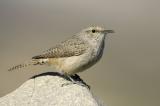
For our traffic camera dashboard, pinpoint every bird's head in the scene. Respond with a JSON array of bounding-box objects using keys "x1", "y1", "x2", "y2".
[{"x1": 79, "y1": 26, "x2": 114, "y2": 41}]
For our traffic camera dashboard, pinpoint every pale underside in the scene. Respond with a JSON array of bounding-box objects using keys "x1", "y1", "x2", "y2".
[{"x1": 48, "y1": 51, "x2": 92, "y2": 75}]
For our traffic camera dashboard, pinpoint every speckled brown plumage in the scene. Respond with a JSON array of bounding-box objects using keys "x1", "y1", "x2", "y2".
[{"x1": 32, "y1": 36, "x2": 89, "y2": 59}]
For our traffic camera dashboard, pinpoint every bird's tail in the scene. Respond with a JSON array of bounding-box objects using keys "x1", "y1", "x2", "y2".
[{"x1": 8, "y1": 59, "x2": 48, "y2": 71}]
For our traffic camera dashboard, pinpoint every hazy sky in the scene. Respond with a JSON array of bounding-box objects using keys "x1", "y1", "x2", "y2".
[{"x1": 0, "y1": 0, "x2": 160, "y2": 106}]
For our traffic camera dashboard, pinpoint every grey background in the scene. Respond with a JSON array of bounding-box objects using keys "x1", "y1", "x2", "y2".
[{"x1": 0, "y1": 0, "x2": 160, "y2": 106}]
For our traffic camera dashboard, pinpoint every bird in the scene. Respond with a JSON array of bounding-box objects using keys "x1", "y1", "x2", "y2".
[{"x1": 8, "y1": 26, "x2": 114, "y2": 82}]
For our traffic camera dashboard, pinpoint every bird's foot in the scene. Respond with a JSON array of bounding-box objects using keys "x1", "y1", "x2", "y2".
[{"x1": 61, "y1": 74, "x2": 90, "y2": 89}]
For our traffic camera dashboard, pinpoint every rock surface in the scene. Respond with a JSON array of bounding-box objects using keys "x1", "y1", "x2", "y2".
[{"x1": 0, "y1": 72, "x2": 104, "y2": 106}]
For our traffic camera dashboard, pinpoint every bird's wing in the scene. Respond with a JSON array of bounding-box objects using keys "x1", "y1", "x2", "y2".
[{"x1": 32, "y1": 37, "x2": 89, "y2": 59}]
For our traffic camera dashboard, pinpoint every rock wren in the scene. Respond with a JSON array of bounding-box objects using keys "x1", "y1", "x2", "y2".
[{"x1": 8, "y1": 26, "x2": 114, "y2": 76}]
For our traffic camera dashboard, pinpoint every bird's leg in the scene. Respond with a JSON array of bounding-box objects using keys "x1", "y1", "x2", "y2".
[
  {"x1": 60, "y1": 72, "x2": 90, "y2": 89},
  {"x1": 61, "y1": 75, "x2": 86, "y2": 87}
]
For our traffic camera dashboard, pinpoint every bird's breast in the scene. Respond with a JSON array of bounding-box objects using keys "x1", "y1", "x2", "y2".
[{"x1": 91, "y1": 39, "x2": 105, "y2": 62}]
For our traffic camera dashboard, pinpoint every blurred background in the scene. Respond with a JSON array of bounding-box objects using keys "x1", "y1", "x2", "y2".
[{"x1": 0, "y1": 0, "x2": 160, "y2": 106}]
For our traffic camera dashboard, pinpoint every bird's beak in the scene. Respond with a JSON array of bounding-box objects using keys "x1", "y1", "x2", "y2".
[{"x1": 103, "y1": 30, "x2": 115, "y2": 34}]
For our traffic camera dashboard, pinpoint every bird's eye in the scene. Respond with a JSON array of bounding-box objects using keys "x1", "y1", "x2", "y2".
[{"x1": 92, "y1": 29, "x2": 96, "y2": 33}]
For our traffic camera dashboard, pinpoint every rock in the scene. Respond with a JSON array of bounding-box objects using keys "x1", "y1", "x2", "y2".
[{"x1": 0, "y1": 72, "x2": 105, "y2": 106}]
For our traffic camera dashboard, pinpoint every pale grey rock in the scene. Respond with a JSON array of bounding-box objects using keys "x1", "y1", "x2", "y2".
[{"x1": 0, "y1": 72, "x2": 105, "y2": 106}]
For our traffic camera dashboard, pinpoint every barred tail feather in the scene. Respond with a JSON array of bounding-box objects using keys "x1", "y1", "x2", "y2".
[{"x1": 8, "y1": 59, "x2": 43, "y2": 71}]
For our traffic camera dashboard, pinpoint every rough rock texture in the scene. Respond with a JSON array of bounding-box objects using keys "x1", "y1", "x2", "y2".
[{"x1": 0, "y1": 72, "x2": 104, "y2": 106}]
